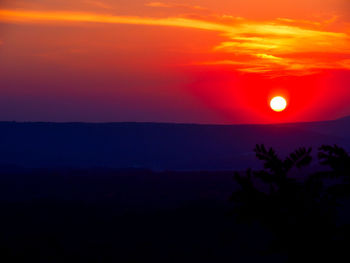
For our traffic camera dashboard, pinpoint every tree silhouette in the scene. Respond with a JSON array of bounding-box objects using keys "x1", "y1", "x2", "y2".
[
  {"x1": 318, "y1": 144, "x2": 350, "y2": 177},
  {"x1": 231, "y1": 144, "x2": 350, "y2": 262}
]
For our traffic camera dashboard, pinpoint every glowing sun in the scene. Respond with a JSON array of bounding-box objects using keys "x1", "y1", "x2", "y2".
[{"x1": 270, "y1": 96, "x2": 287, "y2": 112}]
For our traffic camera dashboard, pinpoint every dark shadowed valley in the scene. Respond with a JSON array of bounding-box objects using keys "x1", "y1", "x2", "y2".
[{"x1": 1, "y1": 117, "x2": 350, "y2": 170}]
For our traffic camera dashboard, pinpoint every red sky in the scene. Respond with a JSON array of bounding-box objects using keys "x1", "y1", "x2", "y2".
[{"x1": 1, "y1": 0, "x2": 350, "y2": 123}]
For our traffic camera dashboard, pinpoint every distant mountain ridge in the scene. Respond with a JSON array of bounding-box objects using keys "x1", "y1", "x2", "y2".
[{"x1": 1, "y1": 118, "x2": 350, "y2": 170}]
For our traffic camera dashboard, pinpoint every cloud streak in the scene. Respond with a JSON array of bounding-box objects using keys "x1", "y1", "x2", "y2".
[
  {"x1": 1, "y1": 8, "x2": 349, "y2": 75},
  {"x1": 145, "y1": 2, "x2": 208, "y2": 11},
  {"x1": 0, "y1": 9, "x2": 232, "y2": 31}
]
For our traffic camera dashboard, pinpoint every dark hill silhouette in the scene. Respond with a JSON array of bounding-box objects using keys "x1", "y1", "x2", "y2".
[{"x1": 0, "y1": 117, "x2": 350, "y2": 170}]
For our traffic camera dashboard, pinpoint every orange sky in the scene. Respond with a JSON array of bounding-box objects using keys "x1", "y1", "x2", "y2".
[{"x1": 1, "y1": 0, "x2": 350, "y2": 123}]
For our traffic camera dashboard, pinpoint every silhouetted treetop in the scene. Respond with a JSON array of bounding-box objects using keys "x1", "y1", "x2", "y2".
[
  {"x1": 284, "y1": 147, "x2": 312, "y2": 170},
  {"x1": 232, "y1": 144, "x2": 350, "y2": 262},
  {"x1": 253, "y1": 144, "x2": 312, "y2": 179},
  {"x1": 318, "y1": 145, "x2": 350, "y2": 176}
]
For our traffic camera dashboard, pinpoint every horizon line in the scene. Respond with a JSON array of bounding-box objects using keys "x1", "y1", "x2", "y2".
[{"x1": 0, "y1": 116, "x2": 346, "y2": 126}]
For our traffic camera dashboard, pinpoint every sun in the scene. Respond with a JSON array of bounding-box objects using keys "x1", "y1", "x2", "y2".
[{"x1": 270, "y1": 96, "x2": 287, "y2": 112}]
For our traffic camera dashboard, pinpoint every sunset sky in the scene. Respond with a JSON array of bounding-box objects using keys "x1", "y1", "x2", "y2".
[{"x1": 1, "y1": 0, "x2": 350, "y2": 123}]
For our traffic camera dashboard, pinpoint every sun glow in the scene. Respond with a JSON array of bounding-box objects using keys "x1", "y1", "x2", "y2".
[{"x1": 270, "y1": 96, "x2": 287, "y2": 112}]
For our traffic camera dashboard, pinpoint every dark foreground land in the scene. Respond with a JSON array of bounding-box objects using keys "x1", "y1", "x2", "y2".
[
  {"x1": 1, "y1": 118, "x2": 350, "y2": 262},
  {"x1": 0, "y1": 169, "x2": 277, "y2": 263},
  {"x1": 1, "y1": 155, "x2": 350, "y2": 263}
]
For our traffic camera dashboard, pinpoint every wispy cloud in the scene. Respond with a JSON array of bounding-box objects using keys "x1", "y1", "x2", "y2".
[
  {"x1": 199, "y1": 56, "x2": 350, "y2": 77},
  {"x1": 209, "y1": 19, "x2": 350, "y2": 75},
  {"x1": 1, "y1": 8, "x2": 349, "y2": 76},
  {"x1": 0, "y1": 9, "x2": 232, "y2": 31},
  {"x1": 145, "y1": 2, "x2": 208, "y2": 11}
]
